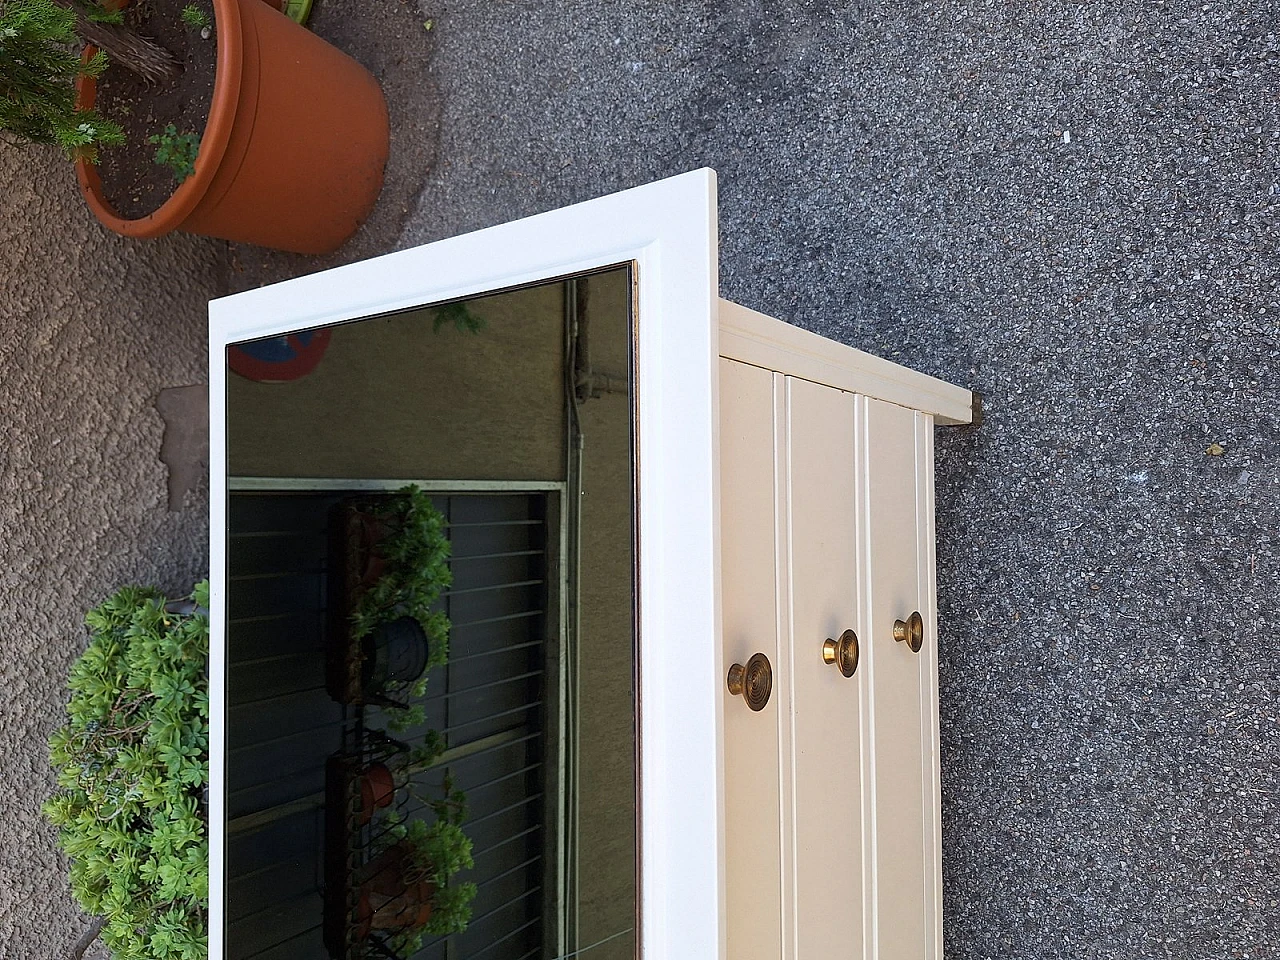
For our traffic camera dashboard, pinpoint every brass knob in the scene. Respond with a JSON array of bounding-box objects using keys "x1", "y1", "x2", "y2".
[
  {"x1": 727, "y1": 652, "x2": 772, "y2": 711},
  {"x1": 893, "y1": 611, "x2": 924, "y2": 653},
  {"x1": 822, "y1": 629, "x2": 859, "y2": 678}
]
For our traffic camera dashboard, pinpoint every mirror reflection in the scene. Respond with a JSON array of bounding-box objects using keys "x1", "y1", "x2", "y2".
[{"x1": 223, "y1": 267, "x2": 637, "y2": 960}]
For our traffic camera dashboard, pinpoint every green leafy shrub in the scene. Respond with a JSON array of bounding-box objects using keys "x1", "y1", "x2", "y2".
[
  {"x1": 148, "y1": 123, "x2": 199, "y2": 182},
  {"x1": 45, "y1": 582, "x2": 210, "y2": 960},
  {"x1": 0, "y1": 0, "x2": 124, "y2": 161}
]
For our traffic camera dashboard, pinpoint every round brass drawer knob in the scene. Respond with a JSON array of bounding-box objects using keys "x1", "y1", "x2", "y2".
[
  {"x1": 822, "y1": 629, "x2": 860, "y2": 678},
  {"x1": 727, "y1": 652, "x2": 772, "y2": 711},
  {"x1": 893, "y1": 610, "x2": 924, "y2": 653}
]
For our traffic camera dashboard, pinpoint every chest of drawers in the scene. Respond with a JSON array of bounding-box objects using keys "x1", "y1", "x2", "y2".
[
  {"x1": 719, "y1": 300, "x2": 976, "y2": 960},
  {"x1": 208, "y1": 169, "x2": 977, "y2": 959}
]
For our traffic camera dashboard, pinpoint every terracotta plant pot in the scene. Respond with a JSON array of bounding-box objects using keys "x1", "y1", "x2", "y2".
[
  {"x1": 353, "y1": 510, "x2": 391, "y2": 591},
  {"x1": 355, "y1": 842, "x2": 435, "y2": 939},
  {"x1": 357, "y1": 762, "x2": 396, "y2": 825},
  {"x1": 74, "y1": 0, "x2": 389, "y2": 254},
  {"x1": 328, "y1": 501, "x2": 395, "y2": 704}
]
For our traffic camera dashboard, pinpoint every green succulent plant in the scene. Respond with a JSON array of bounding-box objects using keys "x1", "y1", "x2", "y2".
[{"x1": 44, "y1": 581, "x2": 210, "y2": 960}]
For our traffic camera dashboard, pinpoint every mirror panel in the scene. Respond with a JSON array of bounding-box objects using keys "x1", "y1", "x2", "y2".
[{"x1": 222, "y1": 267, "x2": 637, "y2": 960}]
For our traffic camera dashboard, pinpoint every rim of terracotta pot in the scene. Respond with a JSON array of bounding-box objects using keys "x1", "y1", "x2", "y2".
[{"x1": 74, "y1": 0, "x2": 243, "y2": 238}]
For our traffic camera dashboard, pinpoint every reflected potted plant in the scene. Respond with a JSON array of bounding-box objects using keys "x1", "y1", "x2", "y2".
[
  {"x1": 362, "y1": 616, "x2": 432, "y2": 699},
  {"x1": 327, "y1": 485, "x2": 452, "y2": 712},
  {"x1": 352, "y1": 726, "x2": 446, "y2": 825},
  {"x1": 356, "y1": 761, "x2": 396, "y2": 825},
  {"x1": 355, "y1": 840, "x2": 434, "y2": 935},
  {"x1": 322, "y1": 486, "x2": 472, "y2": 955},
  {"x1": 362, "y1": 776, "x2": 477, "y2": 952}
]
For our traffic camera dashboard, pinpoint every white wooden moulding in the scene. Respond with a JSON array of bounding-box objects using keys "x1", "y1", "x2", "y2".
[{"x1": 718, "y1": 299, "x2": 975, "y2": 426}]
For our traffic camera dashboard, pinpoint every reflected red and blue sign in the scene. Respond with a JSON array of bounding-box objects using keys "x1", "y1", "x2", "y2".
[{"x1": 228, "y1": 329, "x2": 332, "y2": 383}]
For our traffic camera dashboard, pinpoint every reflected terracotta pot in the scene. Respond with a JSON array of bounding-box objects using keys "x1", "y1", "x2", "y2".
[
  {"x1": 358, "y1": 762, "x2": 396, "y2": 825},
  {"x1": 355, "y1": 842, "x2": 435, "y2": 939},
  {"x1": 354, "y1": 511, "x2": 391, "y2": 590},
  {"x1": 74, "y1": 0, "x2": 389, "y2": 254}
]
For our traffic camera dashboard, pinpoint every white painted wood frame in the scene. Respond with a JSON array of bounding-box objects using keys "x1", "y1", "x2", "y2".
[
  {"x1": 208, "y1": 170, "x2": 724, "y2": 960},
  {"x1": 719, "y1": 300, "x2": 975, "y2": 426}
]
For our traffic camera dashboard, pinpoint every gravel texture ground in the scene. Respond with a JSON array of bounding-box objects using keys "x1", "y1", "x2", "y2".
[
  {"x1": 3, "y1": 0, "x2": 1276, "y2": 957},
  {"x1": 409, "y1": 1, "x2": 1278, "y2": 957}
]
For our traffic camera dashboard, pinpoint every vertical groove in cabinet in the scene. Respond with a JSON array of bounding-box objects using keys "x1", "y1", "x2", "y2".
[
  {"x1": 786, "y1": 376, "x2": 863, "y2": 960},
  {"x1": 718, "y1": 359, "x2": 785, "y2": 960},
  {"x1": 775, "y1": 372, "x2": 798, "y2": 960},
  {"x1": 855, "y1": 394, "x2": 879, "y2": 960},
  {"x1": 784, "y1": 374, "x2": 800, "y2": 960},
  {"x1": 916, "y1": 412, "x2": 943, "y2": 960}
]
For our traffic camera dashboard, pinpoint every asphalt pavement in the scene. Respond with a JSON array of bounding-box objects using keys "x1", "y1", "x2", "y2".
[{"x1": 406, "y1": 2, "x2": 1278, "y2": 956}]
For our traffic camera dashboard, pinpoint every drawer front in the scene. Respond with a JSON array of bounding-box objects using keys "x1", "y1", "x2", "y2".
[
  {"x1": 786, "y1": 376, "x2": 864, "y2": 960},
  {"x1": 719, "y1": 359, "x2": 784, "y2": 960},
  {"x1": 862, "y1": 396, "x2": 940, "y2": 960},
  {"x1": 720, "y1": 373, "x2": 940, "y2": 960}
]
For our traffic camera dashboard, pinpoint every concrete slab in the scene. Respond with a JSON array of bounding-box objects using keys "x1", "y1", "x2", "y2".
[{"x1": 0, "y1": 145, "x2": 222, "y2": 956}]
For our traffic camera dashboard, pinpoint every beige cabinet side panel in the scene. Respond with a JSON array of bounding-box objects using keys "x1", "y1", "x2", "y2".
[
  {"x1": 719, "y1": 358, "x2": 785, "y2": 960},
  {"x1": 862, "y1": 396, "x2": 935, "y2": 960},
  {"x1": 786, "y1": 376, "x2": 864, "y2": 960},
  {"x1": 917, "y1": 411, "x2": 943, "y2": 960}
]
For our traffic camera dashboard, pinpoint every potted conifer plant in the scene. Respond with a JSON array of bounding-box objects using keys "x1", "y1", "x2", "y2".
[{"x1": 0, "y1": 0, "x2": 388, "y2": 253}]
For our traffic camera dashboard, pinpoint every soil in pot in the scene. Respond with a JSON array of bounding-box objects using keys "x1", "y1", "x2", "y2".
[
  {"x1": 94, "y1": 1, "x2": 217, "y2": 219},
  {"x1": 361, "y1": 617, "x2": 430, "y2": 696}
]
